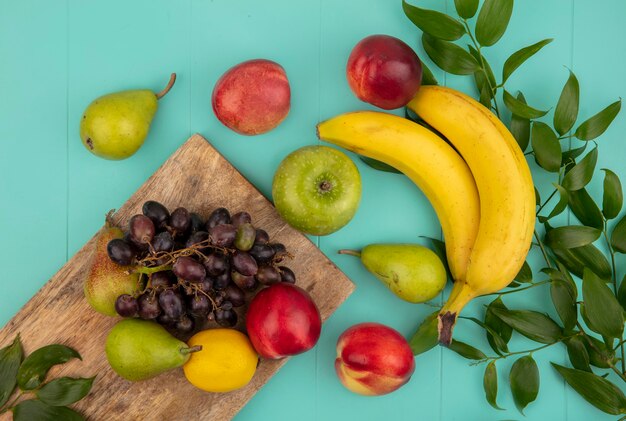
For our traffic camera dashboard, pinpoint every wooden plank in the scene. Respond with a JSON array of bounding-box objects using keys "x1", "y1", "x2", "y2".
[{"x1": 0, "y1": 134, "x2": 354, "y2": 420}]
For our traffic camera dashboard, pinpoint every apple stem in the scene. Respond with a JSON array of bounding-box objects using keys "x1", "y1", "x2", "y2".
[
  {"x1": 338, "y1": 249, "x2": 361, "y2": 258},
  {"x1": 181, "y1": 345, "x2": 202, "y2": 355},
  {"x1": 155, "y1": 73, "x2": 177, "y2": 99}
]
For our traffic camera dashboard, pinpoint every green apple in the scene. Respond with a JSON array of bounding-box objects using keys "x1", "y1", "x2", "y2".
[{"x1": 272, "y1": 145, "x2": 361, "y2": 235}]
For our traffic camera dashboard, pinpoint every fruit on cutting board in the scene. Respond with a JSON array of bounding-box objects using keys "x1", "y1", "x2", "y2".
[
  {"x1": 406, "y1": 86, "x2": 535, "y2": 345},
  {"x1": 272, "y1": 145, "x2": 362, "y2": 236},
  {"x1": 246, "y1": 283, "x2": 321, "y2": 359},
  {"x1": 347, "y1": 34, "x2": 422, "y2": 110},
  {"x1": 183, "y1": 329, "x2": 258, "y2": 392},
  {"x1": 212, "y1": 59, "x2": 290, "y2": 135},
  {"x1": 80, "y1": 73, "x2": 176, "y2": 160},
  {"x1": 84, "y1": 217, "x2": 142, "y2": 316},
  {"x1": 105, "y1": 318, "x2": 200, "y2": 381},
  {"x1": 317, "y1": 111, "x2": 479, "y2": 283},
  {"x1": 335, "y1": 322, "x2": 415, "y2": 396},
  {"x1": 338, "y1": 244, "x2": 446, "y2": 303}
]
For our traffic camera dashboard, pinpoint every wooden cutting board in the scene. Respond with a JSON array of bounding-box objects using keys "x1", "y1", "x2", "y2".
[{"x1": 0, "y1": 134, "x2": 355, "y2": 420}]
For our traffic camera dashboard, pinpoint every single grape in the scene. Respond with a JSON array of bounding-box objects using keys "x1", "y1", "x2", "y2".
[
  {"x1": 169, "y1": 207, "x2": 191, "y2": 235},
  {"x1": 231, "y1": 211, "x2": 252, "y2": 228},
  {"x1": 189, "y1": 213, "x2": 204, "y2": 233},
  {"x1": 202, "y1": 253, "x2": 229, "y2": 276},
  {"x1": 152, "y1": 231, "x2": 174, "y2": 253},
  {"x1": 271, "y1": 243, "x2": 288, "y2": 262},
  {"x1": 158, "y1": 313, "x2": 175, "y2": 325},
  {"x1": 107, "y1": 238, "x2": 135, "y2": 266},
  {"x1": 159, "y1": 289, "x2": 185, "y2": 320},
  {"x1": 231, "y1": 271, "x2": 257, "y2": 290},
  {"x1": 215, "y1": 308, "x2": 237, "y2": 327},
  {"x1": 224, "y1": 284, "x2": 245, "y2": 307},
  {"x1": 138, "y1": 292, "x2": 161, "y2": 319},
  {"x1": 173, "y1": 256, "x2": 206, "y2": 283},
  {"x1": 115, "y1": 294, "x2": 138, "y2": 317},
  {"x1": 198, "y1": 277, "x2": 214, "y2": 293},
  {"x1": 249, "y1": 243, "x2": 275, "y2": 263},
  {"x1": 220, "y1": 300, "x2": 233, "y2": 311},
  {"x1": 254, "y1": 229, "x2": 270, "y2": 245},
  {"x1": 234, "y1": 223, "x2": 256, "y2": 251},
  {"x1": 232, "y1": 251, "x2": 258, "y2": 276},
  {"x1": 214, "y1": 295, "x2": 224, "y2": 306},
  {"x1": 207, "y1": 311, "x2": 216, "y2": 322},
  {"x1": 142, "y1": 201, "x2": 170, "y2": 228},
  {"x1": 206, "y1": 207, "x2": 231, "y2": 229},
  {"x1": 175, "y1": 315, "x2": 194, "y2": 333},
  {"x1": 213, "y1": 272, "x2": 231, "y2": 290},
  {"x1": 255, "y1": 265, "x2": 281, "y2": 285},
  {"x1": 278, "y1": 266, "x2": 296, "y2": 284},
  {"x1": 185, "y1": 231, "x2": 211, "y2": 254},
  {"x1": 209, "y1": 224, "x2": 236, "y2": 247},
  {"x1": 150, "y1": 271, "x2": 175, "y2": 289},
  {"x1": 129, "y1": 214, "x2": 156, "y2": 245},
  {"x1": 188, "y1": 294, "x2": 211, "y2": 317}
]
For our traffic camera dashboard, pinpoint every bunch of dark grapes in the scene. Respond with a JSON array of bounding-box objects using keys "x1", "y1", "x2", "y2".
[{"x1": 107, "y1": 200, "x2": 297, "y2": 339}]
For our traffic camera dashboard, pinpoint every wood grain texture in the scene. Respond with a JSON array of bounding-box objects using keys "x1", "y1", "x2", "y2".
[{"x1": 0, "y1": 134, "x2": 354, "y2": 420}]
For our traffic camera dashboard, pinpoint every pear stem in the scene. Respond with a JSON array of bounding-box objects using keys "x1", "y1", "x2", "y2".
[
  {"x1": 155, "y1": 73, "x2": 177, "y2": 99},
  {"x1": 132, "y1": 264, "x2": 173, "y2": 275},
  {"x1": 104, "y1": 209, "x2": 117, "y2": 229},
  {"x1": 181, "y1": 345, "x2": 202, "y2": 355},
  {"x1": 338, "y1": 249, "x2": 361, "y2": 258}
]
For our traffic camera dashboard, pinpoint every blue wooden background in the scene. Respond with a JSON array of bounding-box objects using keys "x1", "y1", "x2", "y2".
[{"x1": 1, "y1": 0, "x2": 625, "y2": 420}]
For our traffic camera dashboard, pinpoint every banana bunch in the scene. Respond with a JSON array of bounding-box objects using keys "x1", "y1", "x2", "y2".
[{"x1": 317, "y1": 86, "x2": 535, "y2": 345}]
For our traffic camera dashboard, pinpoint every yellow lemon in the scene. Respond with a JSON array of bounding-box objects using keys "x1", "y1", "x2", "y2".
[{"x1": 183, "y1": 328, "x2": 259, "y2": 393}]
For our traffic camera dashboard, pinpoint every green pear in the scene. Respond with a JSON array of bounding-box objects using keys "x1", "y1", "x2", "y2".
[
  {"x1": 79, "y1": 73, "x2": 176, "y2": 160},
  {"x1": 339, "y1": 244, "x2": 446, "y2": 303},
  {"x1": 105, "y1": 319, "x2": 200, "y2": 381},
  {"x1": 84, "y1": 218, "x2": 142, "y2": 316}
]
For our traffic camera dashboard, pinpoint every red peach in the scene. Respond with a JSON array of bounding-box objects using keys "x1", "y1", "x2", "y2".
[
  {"x1": 346, "y1": 34, "x2": 422, "y2": 110},
  {"x1": 246, "y1": 283, "x2": 321, "y2": 359},
  {"x1": 212, "y1": 59, "x2": 291, "y2": 135},
  {"x1": 335, "y1": 322, "x2": 415, "y2": 396}
]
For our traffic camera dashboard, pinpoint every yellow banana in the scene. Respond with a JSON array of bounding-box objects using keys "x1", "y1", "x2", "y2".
[
  {"x1": 316, "y1": 111, "x2": 480, "y2": 284},
  {"x1": 407, "y1": 86, "x2": 535, "y2": 345}
]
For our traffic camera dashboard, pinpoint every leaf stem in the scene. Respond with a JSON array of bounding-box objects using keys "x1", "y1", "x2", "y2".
[
  {"x1": 484, "y1": 279, "x2": 551, "y2": 296},
  {"x1": 601, "y1": 221, "x2": 624, "y2": 374},
  {"x1": 536, "y1": 188, "x2": 558, "y2": 215},
  {"x1": 473, "y1": 343, "x2": 553, "y2": 365},
  {"x1": 534, "y1": 230, "x2": 553, "y2": 269},
  {"x1": 0, "y1": 391, "x2": 24, "y2": 414}
]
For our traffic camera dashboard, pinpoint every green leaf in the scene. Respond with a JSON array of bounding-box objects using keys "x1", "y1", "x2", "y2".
[
  {"x1": 535, "y1": 186, "x2": 541, "y2": 206},
  {"x1": 504, "y1": 90, "x2": 549, "y2": 119},
  {"x1": 12, "y1": 400, "x2": 84, "y2": 421},
  {"x1": 0, "y1": 335, "x2": 23, "y2": 407},
  {"x1": 36, "y1": 377, "x2": 95, "y2": 407},
  {"x1": 423, "y1": 237, "x2": 452, "y2": 281},
  {"x1": 568, "y1": 188, "x2": 604, "y2": 229},
  {"x1": 509, "y1": 92, "x2": 531, "y2": 151},
  {"x1": 550, "y1": 279, "x2": 577, "y2": 331},
  {"x1": 612, "y1": 215, "x2": 626, "y2": 253},
  {"x1": 531, "y1": 122, "x2": 561, "y2": 172},
  {"x1": 484, "y1": 361, "x2": 503, "y2": 410},
  {"x1": 509, "y1": 356, "x2": 539, "y2": 414},
  {"x1": 565, "y1": 336, "x2": 591, "y2": 372},
  {"x1": 491, "y1": 308, "x2": 562, "y2": 344},
  {"x1": 421, "y1": 61, "x2": 438, "y2": 86},
  {"x1": 409, "y1": 311, "x2": 439, "y2": 355},
  {"x1": 562, "y1": 143, "x2": 588, "y2": 164},
  {"x1": 469, "y1": 46, "x2": 496, "y2": 91},
  {"x1": 475, "y1": 0, "x2": 514, "y2": 47},
  {"x1": 454, "y1": 0, "x2": 479, "y2": 19},
  {"x1": 514, "y1": 261, "x2": 532, "y2": 283},
  {"x1": 574, "y1": 99, "x2": 622, "y2": 141},
  {"x1": 502, "y1": 39, "x2": 553, "y2": 84},
  {"x1": 582, "y1": 268, "x2": 624, "y2": 339},
  {"x1": 544, "y1": 225, "x2": 601, "y2": 249},
  {"x1": 561, "y1": 147, "x2": 598, "y2": 191},
  {"x1": 464, "y1": 317, "x2": 509, "y2": 355},
  {"x1": 602, "y1": 169, "x2": 623, "y2": 220},
  {"x1": 402, "y1": 0, "x2": 466, "y2": 41},
  {"x1": 554, "y1": 70, "x2": 580, "y2": 135},
  {"x1": 448, "y1": 340, "x2": 487, "y2": 360},
  {"x1": 17, "y1": 345, "x2": 81, "y2": 391},
  {"x1": 552, "y1": 363, "x2": 626, "y2": 415},
  {"x1": 538, "y1": 184, "x2": 569, "y2": 223},
  {"x1": 359, "y1": 156, "x2": 402, "y2": 174},
  {"x1": 485, "y1": 298, "x2": 512, "y2": 355},
  {"x1": 618, "y1": 275, "x2": 626, "y2": 313},
  {"x1": 583, "y1": 334, "x2": 616, "y2": 368},
  {"x1": 552, "y1": 244, "x2": 611, "y2": 281},
  {"x1": 422, "y1": 33, "x2": 480, "y2": 75}
]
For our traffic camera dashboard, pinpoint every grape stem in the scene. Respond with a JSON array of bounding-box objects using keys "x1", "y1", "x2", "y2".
[
  {"x1": 338, "y1": 249, "x2": 361, "y2": 258},
  {"x1": 156, "y1": 73, "x2": 177, "y2": 99}
]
